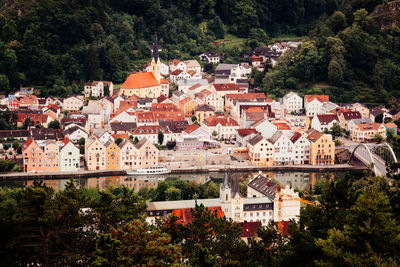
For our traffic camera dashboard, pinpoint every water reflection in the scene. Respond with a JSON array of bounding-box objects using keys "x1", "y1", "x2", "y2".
[{"x1": 1, "y1": 171, "x2": 352, "y2": 193}]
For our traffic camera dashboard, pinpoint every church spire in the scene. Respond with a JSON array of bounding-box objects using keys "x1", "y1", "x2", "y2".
[{"x1": 153, "y1": 33, "x2": 159, "y2": 63}]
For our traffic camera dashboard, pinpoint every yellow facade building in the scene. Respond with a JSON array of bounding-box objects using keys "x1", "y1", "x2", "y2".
[
  {"x1": 105, "y1": 140, "x2": 120, "y2": 170},
  {"x1": 307, "y1": 130, "x2": 335, "y2": 166}
]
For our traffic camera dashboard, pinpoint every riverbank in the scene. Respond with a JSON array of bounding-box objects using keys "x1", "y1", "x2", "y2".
[{"x1": 0, "y1": 163, "x2": 367, "y2": 180}]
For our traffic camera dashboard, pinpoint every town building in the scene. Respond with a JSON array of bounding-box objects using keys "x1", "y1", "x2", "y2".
[
  {"x1": 290, "y1": 132, "x2": 311, "y2": 164},
  {"x1": 105, "y1": 140, "x2": 120, "y2": 170},
  {"x1": 304, "y1": 95, "x2": 330, "y2": 116},
  {"x1": 203, "y1": 116, "x2": 239, "y2": 139},
  {"x1": 268, "y1": 131, "x2": 294, "y2": 164},
  {"x1": 85, "y1": 137, "x2": 106, "y2": 170},
  {"x1": 119, "y1": 37, "x2": 169, "y2": 98},
  {"x1": 307, "y1": 130, "x2": 335, "y2": 166},
  {"x1": 83, "y1": 81, "x2": 113, "y2": 97},
  {"x1": 59, "y1": 138, "x2": 80, "y2": 172},
  {"x1": 310, "y1": 114, "x2": 339, "y2": 132},
  {"x1": 247, "y1": 134, "x2": 274, "y2": 166},
  {"x1": 135, "y1": 138, "x2": 159, "y2": 168},
  {"x1": 199, "y1": 51, "x2": 221, "y2": 64},
  {"x1": 194, "y1": 104, "x2": 215, "y2": 122},
  {"x1": 350, "y1": 122, "x2": 386, "y2": 142},
  {"x1": 22, "y1": 138, "x2": 44, "y2": 173},
  {"x1": 282, "y1": 92, "x2": 303, "y2": 114}
]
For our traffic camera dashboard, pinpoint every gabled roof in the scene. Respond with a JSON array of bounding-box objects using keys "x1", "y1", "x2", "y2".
[
  {"x1": 307, "y1": 129, "x2": 324, "y2": 143},
  {"x1": 290, "y1": 132, "x2": 302, "y2": 143},
  {"x1": 226, "y1": 93, "x2": 266, "y2": 101},
  {"x1": 204, "y1": 116, "x2": 239, "y2": 127},
  {"x1": 316, "y1": 114, "x2": 339, "y2": 125},
  {"x1": 120, "y1": 72, "x2": 160, "y2": 89},
  {"x1": 357, "y1": 122, "x2": 383, "y2": 131},
  {"x1": 22, "y1": 137, "x2": 35, "y2": 151},
  {"x1": 171, "y1": 69, "x2": 184, "y2": 76},
  {"x1": 213, "y1": 83, "x2": 239, "y2": 91},
  {"x1": 340, "y1": 111, "x2": 361, "y2": 121},
  {"x1": 195, "y1": 104, "x2": 215, "y2": 112},
  {"x1": 237, "y1": 128, "x2": 258, "y2": 137},
  {"x1": 304, "y1": 95, "x2": 329, "y2": 103},
  {"x1": 110, "y1": 122, "x2": 137, "y2": 132},
  {"x1": 268, "y1": 131, "x2": 284, "y2": 144},
  {"x1": 248, "y1": 134, "x2": 264, "y2": 146},
  {"x1": 135, "y1": 137, "x2": 149, "y2": 149},
  {"x1": 184, "y1": 124, "x2": 200, "y2": 134},
  {"x1": 247, "y1": 173, "x2": 278, "y2": 200}
]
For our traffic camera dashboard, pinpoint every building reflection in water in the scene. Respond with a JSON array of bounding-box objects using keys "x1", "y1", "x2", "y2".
[{"x1": 19, "y1": 171, "x2": 338, "y2": 193}]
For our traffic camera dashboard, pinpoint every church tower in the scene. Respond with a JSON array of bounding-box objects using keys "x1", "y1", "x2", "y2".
[{"x1": 150, "y1": 34, "x2": 161, "y2": 83}]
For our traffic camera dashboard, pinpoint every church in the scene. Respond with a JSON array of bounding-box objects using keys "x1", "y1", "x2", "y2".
[
  {"x1": 119, "y1": 36, "x2": 169, "y2": 98},
  {"x1": 146, "y1": 171, "x2": 300, "y2": 226}
]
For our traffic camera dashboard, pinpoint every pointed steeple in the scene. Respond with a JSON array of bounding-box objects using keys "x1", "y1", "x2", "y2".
[
  {"x1": 150, "y1": 33, "x2": 161, "y2": 83},
  {"x1": 153, "y1": 33, "x2": 159, "y2": 63}
]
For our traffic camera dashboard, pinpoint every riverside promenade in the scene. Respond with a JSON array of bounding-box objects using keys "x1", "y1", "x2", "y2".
[{"x1": 0, "y1": 163, "x2": 366, "y2": 180}]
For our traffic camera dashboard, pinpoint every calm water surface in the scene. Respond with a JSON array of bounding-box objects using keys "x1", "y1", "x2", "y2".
[{"x1": 0, "y1": 171, "x2": 363, "y2": 192}]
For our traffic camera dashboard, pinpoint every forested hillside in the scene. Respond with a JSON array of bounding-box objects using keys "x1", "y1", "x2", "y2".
[
  {"x1": 0, "y1": 0, "x2": 397, "y2": 103},
  {"x1": 262, "y1": 1, "x2": 400, "y2": 107}
]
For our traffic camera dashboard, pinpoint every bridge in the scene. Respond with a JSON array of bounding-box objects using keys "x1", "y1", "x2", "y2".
[{"x1": 348, "y1": 142, "x2": 398, "y2": 177}]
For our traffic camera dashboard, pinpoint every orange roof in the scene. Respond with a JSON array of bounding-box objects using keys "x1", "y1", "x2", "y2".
[
  {"x1": 358, "y1": 122, "x2": 383, "y2": 131},
  {"x1": 385, "y1": 122, "x2": 397, "y2": 128},
  {"x1": 304, "y1": 95, "x2": 329, "y2": 103},
  {"x1": 213, "y1": 83, "x2": 239, "y2": 91},
  {"x1": 273, "y1": 122, "x2": 291, "y2": 130},
  {"x1": 111, "y1": 133, "x2": 129, "y2": 140},
  {"x1": 172, "y1": 207, "x2": 224, "y2": 226},
  {"x1": 160, "y1": 78, "x2": 168, "y2": 84},
  {"x1": 184, "y1": 124, "x2": 200, "y2": 134},
  {"x1": 120, "y1": 72, "x2": 160, "y2": 89},
  {"x1": 225, "y1": 93, "x2": 266, "y2": 100},
  {"x1": 205, "y1": 116, "x2": 239, "y2": 127},
  {"x1": 245, "y1": 107, "x2": 267, "y2": 113},
  {"x1": 110, "y1": 104, "x2": 133, "y2": 119},
  {"x1": 307, "y1": 129, "x2": 324, "y2": 142},
  {"x1": 179, "y1": 97, "x2": 193, "y2": 106},
  {"x1": 151, "y1": 103, "x2": 179, "y2": 112},
  {"x1": 169, "y1": 59, "x2": 182, "y2": 66}
]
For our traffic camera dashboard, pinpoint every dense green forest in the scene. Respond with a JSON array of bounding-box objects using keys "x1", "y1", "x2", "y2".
[
  {"x1": 1, "y1": 167, "x2": 400, "y2": 265},
  {"x1": 261, "y1": 1, "x2": 400, "y2": 107},
  {"x1": 0, "y1": 0, "x2": 394, "y2": 99}
]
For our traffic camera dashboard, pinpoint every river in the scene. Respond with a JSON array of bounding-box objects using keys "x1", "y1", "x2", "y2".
[{"x1": 0, "y1": 170, "x2": 364, "y2": 192}]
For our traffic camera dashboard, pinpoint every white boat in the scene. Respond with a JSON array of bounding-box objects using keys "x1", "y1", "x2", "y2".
[{"x1": 126, "y1": 166, "x2": 171, "y2": 176}]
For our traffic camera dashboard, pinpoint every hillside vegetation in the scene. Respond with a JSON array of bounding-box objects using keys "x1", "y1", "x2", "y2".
[{"x1": 0, "y1": 0, "x2": 398, "y2": 105}]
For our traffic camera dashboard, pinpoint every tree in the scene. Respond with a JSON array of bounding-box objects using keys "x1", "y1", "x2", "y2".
[
  {"x1": 158, "y1": 131, "x2": 164, "y2": 145},
  {"x1": 208, "y1": 16, "x2": 225, "y2": 39},
  {"x1": 165, "y1": 186, "x2": 181, "y2": 201},
  {"x1": 85, "y1": 44, "x2": 101, "y2": 81},
  {"x1": 47, "y1": 120, "x2": 60, "y2": 129},
  {"x1": 23, "y1": 117, "x2": 33, "y2": 129},
  {"x1": 374, "y1": 133, "x2": 384, "y2": 144},
  {"x1": 78, "y1": 137, "x2": 85, "y2": 146},
  {"x1": 191, "y1": 115, "x2": 197, "y2": 122},
  {"x1": 12, "y1": 140, "x2": 19, "y2": 151},
  {"x1": 329, "y1": 123, "x2": 344, "y2": 140},
  {"x1": 375, "y1": 113, "x2": 383, "y2": 123},
  {"x1": 0, "y1": 74, "x2": 9, "y2": 93},
  {"x1": 93, "y1": 220, "x2": 181, "y2": 266},
  {"x1": 115, "y1": 138, "x2": 123, "y2": 145},
  {"x1": 212, "y1": 130, "x2": 218, "y2": 137},
  {"x1": 133, "y1": 137, "x2": 139, "y2": 144},
  {"x1": 316, "y1": 179, "x2": 400, "y2": 265}
]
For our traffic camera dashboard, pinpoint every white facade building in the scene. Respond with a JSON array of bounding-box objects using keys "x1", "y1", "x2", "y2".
[
  {"x1": 59, "y1": 140, "x2": 80, "y2": 172},
  {"x1": 269, "y1": 131, "x2": 294, "y2": 163},
  {"x1": 282, "y1": 92, "x2": 303, "y2": 114}
]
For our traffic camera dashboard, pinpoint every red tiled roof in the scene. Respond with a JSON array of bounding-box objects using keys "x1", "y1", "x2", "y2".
[
  {"x1": 184, "y1": 124, "x2": 200, "y2": 134},
  {"x1": 307, "y1": 129, "x2": 324, "y2": 142},
  {"x1": 205, "y1": 116, "x2": 239, "y2": 127},
  {"x1": 225, "y1": 93, "x2": 266, "y2": 100},
  {"x1": 120, "y1": 72, "x2": 160, "y2": 89},
  {"x1": 290, "y1": 132, "x2": 302, "y2": 143},
  {"x1": 213, "y1": 83, "x2": 239, "y2": 91},
  {"x1": 316, "y1": 114, "x2": 339, "y2": 125},
  {"x1": 22, "y1": 137, "x2": 34, "y2": 151},
  {"x1": 171, "y1": 69, "x2": 183, "y2": 76},
  {"x1": 385, "y1": 122, "x2": 397, "y2": 128},
  {"x1": 240, "y1": 221, "x2": 261, "y2": 238},
  {"x1": 304, "y1": 95, "x2": 329, "y2": 103},
  {"x1": 237, "y1": 128, "x2": 258, "y2": 136},
  {"x1": 111, "y1": 133, "x2": 129, "y2": 140},
  {"x1": 169, "y1": 59, "x2": 182, "y2": 66},
  {"x1": 273, "y1": 122, "x2": 291, "y2": 130},
  {"x1": 172, "y1": 207, "x2": 224, "y2": 226},
  {"x1": 340, "y1": 111, "x2": 361, "y2": 120},
  {"x1": 358, "y1": 122, "x2": 383, "y2": 131},
  {"x1": 151, "y1": 103, "x2": 179, "y2": 112}
]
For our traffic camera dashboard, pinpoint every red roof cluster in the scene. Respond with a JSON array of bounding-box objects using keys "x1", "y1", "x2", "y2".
[
  {"x1": 304, "y1": 95, "x2": 329, "y2": 103},
  {"x1": 205, "y1": 116, "x2": 239, "y2": 127},
  {"x1": 213, "y1": 83, "x2": 239, "y2": 91}
]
